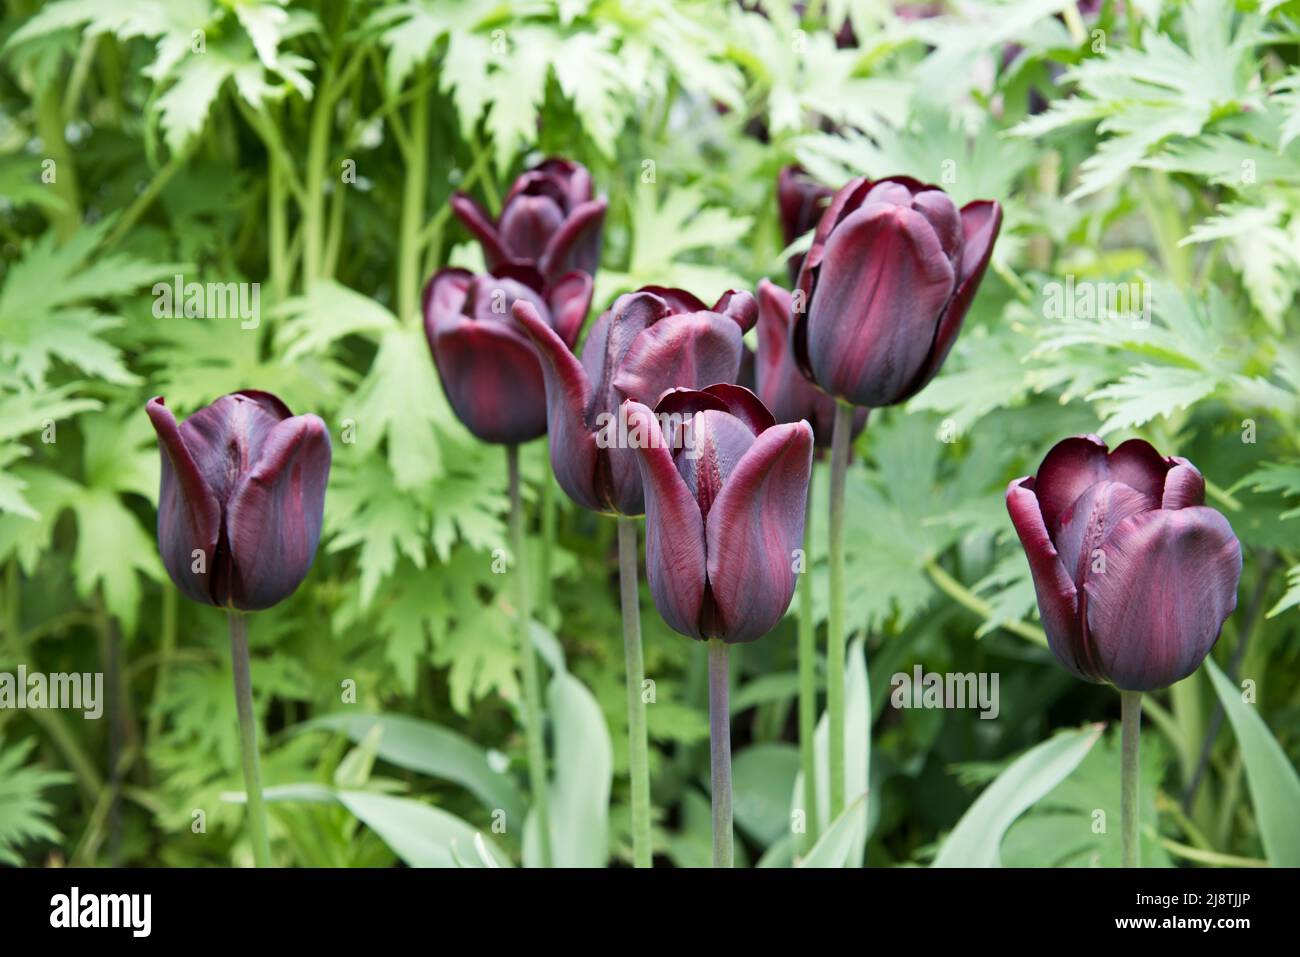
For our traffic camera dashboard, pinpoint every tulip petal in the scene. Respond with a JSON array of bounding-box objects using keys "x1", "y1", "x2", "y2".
[
  {"x1": 1084, "y1": 506, "x2": 1242, "y2": 691},
  {"x1": 805, "y1": 203, "x2": 955, "y2": 406},
  {"x1": 548, "y1": 271, "x2": 594, "y2": 347},
  {"x1": 625, "y1": 401, "x2": 707, "y2": 640},
  {"x1": 1051, "y1": 479, "x2": 1154, "y2": 586},
  {"x1": 703, "y1": 421, "x2": 813, "y2": 643},
  {"x1": 1005, "y1": 477, "x2": 1095, "y2": 681},
  {"x1": 429, "y1": 320, "x2": 549, "y2": 444},
  {"x1": 514, "y1": 299, "x2": 605, "y2": 512},
  {"x1": 1107, "y1": 438, "x2": 1171, "y2": 500},
  {"x1": 541, "y1": 197, "x2": 607, "y2": 282},
  {"x1": 612, "y1": 312, "x2": 744, "y2": 408},
  {"x1": 701, "y1": 383, "x2": 777, "y2": 436},
  {"x1": 711, "y1": 289, "x2": 758, "y2": 333},
  {"x1": 176, "y1": 392, "x2": 289, "y2": 505},
  {"x1": 639, "y1": 285, "x2": 708, "y2": 315},
  {"x1": 499, "y1": 194, "x2": 564, "y2": 263},
  {"x1": 896, "y1": 200, "x2": 1003, "y2": 401},
  {"x1": 146, "y1": 397, "x2": 222, "y2": 606},
  {"x1": 225, "y1": 414, "x2": 332, "y2": 611},
  {"x1": 450, "y1": 193, "x2": 508, "y2": 271},
  {"x1": 1161, "y1": 460, "x2": 1206, "y2": 509},
  {"x1": 1033, "y1": 434, "x2": 1112, "y2": 534}
]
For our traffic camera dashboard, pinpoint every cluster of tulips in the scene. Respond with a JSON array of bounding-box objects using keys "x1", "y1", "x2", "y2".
[{"x1": 145, "y1": 157, "x2": 1242, "y2": 869}]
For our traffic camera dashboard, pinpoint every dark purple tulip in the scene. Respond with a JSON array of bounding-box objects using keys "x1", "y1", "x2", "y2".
[
  {"x1": 424, "y1": 266, "x2": 593, "y2": 445},
  {"x1": 756, "y1": 279, "x2": 866, "y2": 446},
  {"x1": 624, "y1": 385, "x2": 813, "y2": 643},
  {"x1": 777, "y1": 165, "x2": 835, "y2": 282},
  {"x1": 514, "y1": 287, "x2": 757, "y2": 516},
  {"x1": 792, "y1": 175, "x2": 1002, "y2": 408},
  {"x1": 146, "y1": 391, "x2": 331, "y2": 612},
  {"x1": 450, "y1": 158, "x2": 607, "y2": 287},
  {"x1": 1006, "y1": 435, "x2": 1243, "y2": 692}
]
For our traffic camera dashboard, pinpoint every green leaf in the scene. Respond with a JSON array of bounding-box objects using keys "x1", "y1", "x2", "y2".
[
  {"x1": 1205, "y1": 658, "x2": 1300, "y2": 866},
  {"x1": 798, "y1": 794, "x2": 868, "y2": 868},
  {"x1": 733, "y1": 743, "x2": 800, "y2": 848},
  {"x1": 0, "y1": 735, "x2": 70, "y2": 866},
  {"x1": 932, "y1": 723, "x2": 1103, "y2": 867},
  {"x1": 336, "y1": 790, "x2": 511, "y2": 868},
  {"x1": 297, "y1": 713, "x2": 525, "y2": 824}
]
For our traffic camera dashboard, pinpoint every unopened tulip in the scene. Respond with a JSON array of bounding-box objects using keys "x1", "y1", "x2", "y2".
[
  {"x1": 146, "y1": 391, "x2": 331, "y2": 611},
  {"x1": 424, "y1": 267, "x2": 593, "y2": 444},
  {"x1": 777, "y1": 165, "x2": 834, "y2": 282},
  {"x1": 451, "y1": 158, "x2": 607, "y2": 286},
  {"x1": 793, "y1": 176, "x2": 1002, "y2": 408},
  {"x1": 624, "y1": 385, "x2": 813, "y2": 643},
  {"x1": 755, "y1": 279, "x2": 866, "y2": 445},
  {"x1": 515, "y1": 287, "x2": 757, "y2": 516},
  {"x1": 1006, "y1": 435, "x2": 1242, "y2": 692}
]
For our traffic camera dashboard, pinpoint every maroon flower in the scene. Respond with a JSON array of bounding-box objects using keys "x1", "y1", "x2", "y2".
[
  {"x1": 424, "y1": 266, "x2": 593, "y2": 445},
  {"x1": 450, "y1": 158, "x2": 607, "y2": 286},
  {"x1": 777, "y1": 165, "x2": 834, "y2": 282},
  {"x1": 1006, "y1": 435, "x2": 1243, "y2": 692},
  {"x1": 146, "y1": 391, "x2": 331, "y2": 611},
  {"x1": 793, "y1": 175, "x2": 1002, "y2": 408},
  {"x1": 624, "y1": 385, "x2": 813, "y2": 643},
  {"x1": 755, "y1": 279, "x2": 865, "y2": 446},
  {"x1": 514, "y1": 287, "x2": 757, "y2": 516}
]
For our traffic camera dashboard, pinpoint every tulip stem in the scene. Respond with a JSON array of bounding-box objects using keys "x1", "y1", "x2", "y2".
[
  {"x1": 826, "y1": 400, "x2": 853, "y2": 819},
  {"x1": 797, "y1": 481, "x2": 820, "y2": 847},
  {"x1": 227, "y1": 612, "x2": 271, "y2": 868},
  {"x1": 617, "y1": 516, "x2": 654, "y2": 868},
  {"x1": 707, "y1": 637, "x2": 733, "y2": 868},
  {"x1": 507, "y1": 445, "x2": 552, "y2": 867},
  {"x1": 1121, "y1": 689, "x2": 1142, "y2": 868}
]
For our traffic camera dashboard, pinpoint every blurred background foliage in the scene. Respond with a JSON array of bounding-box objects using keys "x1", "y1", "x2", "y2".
[{"x1": 0, "y1": 0, "x2": 1296, "y2": 868}]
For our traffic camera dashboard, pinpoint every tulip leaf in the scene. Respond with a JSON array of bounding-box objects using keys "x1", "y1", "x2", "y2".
[
  {"x1": 791, "y1": 637, "x2": 870, "y2": 865},
  {"x1": 1205, "y1": 658, "x2": 1300, "y2": 866},
  {"x1": 932, "y1": 723, "x2": 1103, "y2": 867},
  {"x1": 733, "y1": 743, "x2": 800, "y2": 848},
  {"x1": 798, "y1": 794, "x2": 869, "y2": 868},
  {"x1": 524, "y1": 668, "x2": 612, "y2": 867},
  {"x1": 336, "y1": 790, "x2": 512, "y2": 868},
  {"x1": 294, "y1": 713, "x2": 526, "y2": 825}
]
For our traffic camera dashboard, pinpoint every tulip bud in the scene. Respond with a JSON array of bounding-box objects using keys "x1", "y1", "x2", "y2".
[
  {"x1": 516, "y1": 287, "x2": 756, "y2": 516},
  {"x1": 777, "y1": 165, "x2": 834, "y2": 282},
  {"x1": 424, "y1": 266, "x2": 593, "y2": 445},
  {"x1": 623, "y1": 385, "x2": 813, "y2": 643},
  {"x1": 1006, "y1": 435, "x2": 1243, "y2": 692},
  {"x1": 450, "y1": 158, "x2": 608, "y2": 286},
  {"x1": 146, "y1": 391, "x2": 331, "y2": 611},
  {"x1": 792, "y1": 176, "x2": 1002, "y2": 408},
  {"x1": 755, "y1": 278, "x2": 866, "y2": 446}
]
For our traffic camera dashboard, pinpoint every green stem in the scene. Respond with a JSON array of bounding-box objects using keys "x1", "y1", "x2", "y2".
[
  {"x1": 34, "y1": 80, "x2": 81, "y2": 238},
  {"x1": 507, "y1": 445, "x2": 551, "y2": 867},
  {"x1": 103, "y1": 150, "x2": 186, "y2": 251},
  {"x1": 617, "y1": 516, "x2": 653, "y2": 868},
  {"x1": 797, "y1": 480, "x2": 820, "y2": 846},
  {"x1": 1121, "y1": 689, "x2": 1142, "y2": 868},
  {"x1": 146, "y1": 586, "x2": 177, "y2": 754},
  {"x1": 826, "y1": 401, "x2": 852, "y2": 818},
  {"x1": 228, "y1": 612, "x2": 270, "y2": 868},
  {"x1": 268, "y1": 159, "x2": 288, "y2": 298},
  {"x1": 539, "y1": 475, "x2": 555, "y2": 625},
  {"x1": 924, "y1": 558, "x2": 1048, "y2": 645},
  {"x1": 707, "y1": 637, "x2": 733, "y2": 868},
  {"x1": 397, "y1": 82, "x2": 429, "y2": 323}
]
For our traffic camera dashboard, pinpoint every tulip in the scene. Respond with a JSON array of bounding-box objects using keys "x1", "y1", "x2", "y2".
[
  {"x1": 1005, "y1": 435, "x2": 1242, "y2": 692},
  {"x1": 777, "y1": 165, "x2": 834, "y2": 283},
  {"x1": 625, "y1": 384, "x2": 813, "y2": 866},
  {"x1": 146, "y1": 390, "x2": 332, "y2": 868},
  {"x1": 794, "y1": 174, "x2": 1002, "y2": 822},
  {"x1": 792, "y1": 175, "x2": 1002, "y2": 408},
  {"x1": 514, "y1": 286, "x2": 757, "y2": 516},
  {"x1": 755, "y1": 279, "x2": 866, "y2": 446},
  {"x1": 146, "y1": 391, "x2": 331, "y2": 611},
  {"x1": 451, "y1": 158, "x2": 607, "y2": 287},
  {"x1": 1006, "y1": 434, "x2": 1242, "y2": 866},
  {"x1": 423, "y1": 266, "x2": 594, "y2": 444}
]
